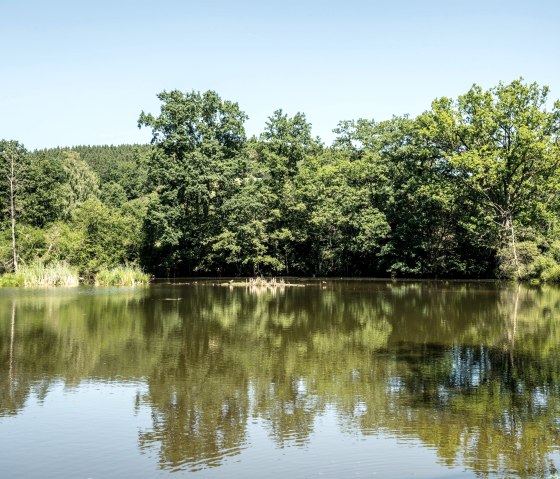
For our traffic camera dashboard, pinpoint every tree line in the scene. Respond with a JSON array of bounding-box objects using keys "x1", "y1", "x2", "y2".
[{"x1": 1, "y1": 78, "x2": 559, "y2": 279}]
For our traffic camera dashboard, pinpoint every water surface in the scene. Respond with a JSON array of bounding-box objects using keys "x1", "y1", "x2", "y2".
[{"x1": 1, "y1": 281, "x2": 560, "y2": 478}]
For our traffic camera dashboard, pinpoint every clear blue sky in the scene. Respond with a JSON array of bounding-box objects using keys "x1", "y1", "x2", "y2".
[{"x1": 1, "y1": 0, "x2": 559, "y2": 149}]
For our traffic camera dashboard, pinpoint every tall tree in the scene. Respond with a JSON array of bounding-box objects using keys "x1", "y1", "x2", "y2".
[
  {"x1": 20, "y1": 153, "x2": 67, "y2": 228},
  {"x1": 138, "y1": 90, "x2": 248, "y2": 274},
  {"x1": 0, "y1": 141, "x2": 28, "y2": 271},
  {"x1": 61, "y1": 151, "x2": 100, "y2": 218},
  {"x1": 292, "y1": 149, "x2": 390, "y2": 275},
  {"x1": 260, "y1": 109, "x2": 321, "y2": 181},
  {"x1": 251, "y1": 111, "x2": 324, "y2": 274},
  {"x1": 335, "y1": 116, "x2": 491, "y2": 277},
  {"x1": 419, "y1": 79, "x2": 560, "y2": 277}
]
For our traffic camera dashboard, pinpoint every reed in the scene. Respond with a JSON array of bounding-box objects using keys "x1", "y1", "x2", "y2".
[
  {"x1": 0, "y1": 261, "x2": 79, "y2": 287},
  {"x1": 94, "y1": 265, "x2": 150, "y2": 286}
]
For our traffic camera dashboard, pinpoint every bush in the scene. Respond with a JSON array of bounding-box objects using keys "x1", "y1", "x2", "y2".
[
  {"x1": 0, "y1": 272, "x2": 25, "y2": 287},
  {"x1": 71, "y1": 198, "x2": 144, "y2": 274},
  {"x1": 498, "y1": 241, "x2": 541, "y2": 280},
  {"x1": 0, "y1": 225, "x2": 48, "y2": 273},
  {"x1": 541, "y1": 264, "x2": 560, "y2": 283}
]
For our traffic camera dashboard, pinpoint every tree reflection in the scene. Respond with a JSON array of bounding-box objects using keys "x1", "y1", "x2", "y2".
[{"x1": 1, "y1": 282, "x2": 560, "y2": 477}]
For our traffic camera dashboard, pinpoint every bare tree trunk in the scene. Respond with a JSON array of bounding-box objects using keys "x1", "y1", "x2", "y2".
[
  {"x1": 8, "y1": 151, "x2": 18, "y2": 272},
  {"x1": 509, "y1": 219, "x2": 519, "y2": 278},
  {"x1": 504, "y1": 214, "x2": 519, "y2": 278}
]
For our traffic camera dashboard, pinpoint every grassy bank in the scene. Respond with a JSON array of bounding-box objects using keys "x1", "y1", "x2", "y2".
[
  {"x1": 94, "y1": 265, "x2": 150, "y2": 286},
  {"x1": 0, "y1": 261, "x2": 79, "y2": 287}
]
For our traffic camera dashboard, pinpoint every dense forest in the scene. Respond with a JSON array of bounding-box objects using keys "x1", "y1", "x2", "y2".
[{"x1": 1, "y1": 78, "x2": 559, "y2": 279}]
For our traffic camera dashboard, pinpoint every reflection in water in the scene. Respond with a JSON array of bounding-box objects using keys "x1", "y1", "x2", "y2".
[
  {"x1": 8, "y1": 301, "x2": 14, "y2": 398},
  {"x1": 1, "y1": 282, "x2": 560, "y2": 477}
]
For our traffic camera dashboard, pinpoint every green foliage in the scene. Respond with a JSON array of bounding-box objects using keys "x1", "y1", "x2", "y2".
[
  {"x1": 32, "y1": 144, "x2": 151, "y2": 200},
  {"x1": 260, "y1": 109, "x2": 322, "y2": 180},
  {"x1": 338, "y1": 115, "x2": 497, "y2": 277},
  {"x1": 0, "y1": 140, "x2": 28, "y2": 224},
  {"x1": 100, "y1": 181, "x2": 128, "y2": 208},
  {"x1": 419, "y1": 79, "x2": 560, "y2": 278},
  {"x1": 13, "y1": 150, "x2": 101, "y2": 228},
  {"x1": 541, "y1": 264, "x2": 560, "y2": 282},
  {"x1": 138, "y1": 89, "x2": 248, "y2": 274},
  {"x1": 0, "y1": 140, "x2": 29, "y2": 272},
  {"x1": 292, "y1": 149, "x2": 390, "y2": 274},
  {"x1": 4, "y1": 79, "x2": 560, "y2": 280},
  {"x1": 0, "y1": 272, "x2": 24, "y2": 286},
  {"x1": 20, "y1": 153, "x2": 67, "y2": 227},
  {"x1": 70, "y1": 198, "x2": 144, "y2": 274},
  {"x1": 4, "y1": 198, "x2": 145, "y2": 276},
  {"x1": 41, "y1": 222, "x2": 83, "y2": 265},
  {"x1": 0, "y1": 225, "x2": 46, "y2": 273},
  {"x1": 60, "y1": 151, "x2": 100, "y2": 217},
  {"x1": 207, "y1": 174, "x2": 284, "y2": 275},
  {"x1": 497, "y1": 240, "x2": 541, "y2": 279}
]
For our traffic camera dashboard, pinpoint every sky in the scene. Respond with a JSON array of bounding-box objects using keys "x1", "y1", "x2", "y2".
[{"x1": 1, "y1": 0, "x2": 559, "y2": 149}]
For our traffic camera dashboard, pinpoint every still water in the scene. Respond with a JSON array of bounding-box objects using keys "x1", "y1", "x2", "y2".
[{"x1": 1, "y1": 280, "x2": 560, "y2": 478}]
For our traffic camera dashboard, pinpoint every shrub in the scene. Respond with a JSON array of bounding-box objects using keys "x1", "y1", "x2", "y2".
[
  {"x1": 541, "y1": 264, "x2": 560, "y2": 283},
  {"x1": 0, "y1": 272, "x2": 25, "y2": 287}
]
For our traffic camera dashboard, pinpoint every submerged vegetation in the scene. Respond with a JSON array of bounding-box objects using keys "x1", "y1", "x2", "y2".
[{"x1": 1, "y1": 78, "x2": 560, "y2": 282}]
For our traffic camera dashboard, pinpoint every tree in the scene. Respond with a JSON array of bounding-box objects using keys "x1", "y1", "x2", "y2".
[
  {"x1": 419, "y1": 79, "x2": 560, "y2": 277},
  {"x1": 335, "y1": 116, "x2": 492, "y2": 277},
  {"x1": 207, "y1": 170, "x2": 283, "y2": 275},
  {"x1": 100, "y1": 181, "x2": 128, "y2": 208},
  {"x1": 242, "y1": 111, "x2": 324, "y2": 275},
  {"x1": 60, "y1": 151, "x2": 100, "y2": 218},
  {"x1": 138, "y1": 90, "x2": 248, "y2": 274},
  {"x1": 0, "y1": 141, "x2": 28, "y2": 271},
  {"x1": 20, "y1": 153, "x2": 67, "y2": 228},
  {"x1": 69, "y1": 198, "x2": 144, "y2": 273},
  {"x1": 293, "y1": 149, "x2": 390, "y2": 275},
  {"x1": 260, "y1": 109, "x2": 322, "y2": 181}
]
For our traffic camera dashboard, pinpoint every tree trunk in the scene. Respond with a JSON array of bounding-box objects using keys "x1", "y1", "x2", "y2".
[
  {"x1": 8, "y1": 151, "x2": 18, "y2": 272},
  {"x1": 503, "y1": 214, "x2": 520, "y2": 278}
]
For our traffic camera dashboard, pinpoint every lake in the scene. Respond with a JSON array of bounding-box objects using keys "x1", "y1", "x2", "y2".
[{"x1": 1, "y1": 280, "x2": 559, "y2": 478}]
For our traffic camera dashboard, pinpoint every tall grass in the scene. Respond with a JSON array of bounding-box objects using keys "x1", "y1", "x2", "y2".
[
  {"x1": 94, "y1": 265, "x2": 150, "y2": 286},
  {"x1": 0, "y1": 261, "x2": 79, "y2": 287}
]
